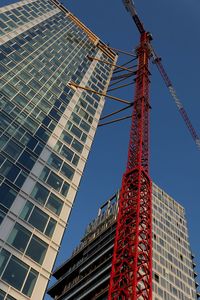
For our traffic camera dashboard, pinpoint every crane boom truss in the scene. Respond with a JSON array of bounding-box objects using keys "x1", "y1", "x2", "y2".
[
  {"x1": 122, "y1": 0, "x2": 145, "y2": 34},
  {"x1": 123, "y1": 0, "x2": 200, "y2": 150},
  {"x1": 108, "y1": 32, "x2": 152, "y2": 300},
  {"x1": 150, "y1": 50, "x2": 200, "y2": 150}
]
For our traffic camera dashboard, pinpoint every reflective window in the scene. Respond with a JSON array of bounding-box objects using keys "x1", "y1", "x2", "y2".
[
  {"x1": 0, "y1": 249, "x2": 10, "y2": 276},
  {"x1": 0, "y1": 160, "x2": 20, "y2": 181},
  {"x1": 28, "y1": 207, "x2": 48, "y2": 232},
  {"x1": 61, "y1": 182, "x2": 69, "y2": 196},
  {"x1": 0, "y1": 204, "x2": 8, "y2": 225},
  {"x1": 20, "y1": 201, "x2": 33, "y2": 220},
  {"x1": 13, "y1": 94, "x2": 28, "y2": 107},
  {"x1": 46, "y1": 193, "x2": 63, "y2": 215},
  {"x1": 48, "y1": 153, "x2": 62, "y2": 170},
  {"x1": 0, "y1": 249, "x2": 38, "y2": 297},
  {"x1": 35, "y1": 127, "x2": 50, "y2": 142},
  {"x1": 3, "y1": 140, "x2": 22, "y2": 159},
  {"x1": 71, "y1": 139, "x2": 83, "y2": 153},
  {"x1": 7, "y1": 222, "x2": 48, "y2": 265},
  {"x1": 47, "y1": 172, "x2": 63, "y2": 191},
  {"x1": 70, "y1": 124, "x2": 82, "y2": 139},
  {"x1": 2, "y1": 256, "x2": 28, "y2": 290},
  {"x1": 87, "y1": 105, "x2": 95, "y2": 115},
  {"x1": 22, "y1": 269, "x2": 38, "y2": 297},
  {"x1": 0, "y1": 290, "x2": 5, "y2": 300},
  {"x1": 61, "y1": 163, "x2": 74, "y2": 180},
  {"x1": 31, "y1": 182, "x2": 63, "y2": 215},
  {"x1": 0, "y1": 183, "x2": 17, "y2": 209},
  {"x1": 31, "y1": 183, "x2": 49, "y2": 205},
  {"x1": 45, "y1": 218, "x2": 56, "y2": 237},
  {"x1": 80, "y1": 120, "x2": 90, "y2": 132},
  {"x1": 20, "y1": 202, "x2": 56, "y2": 237},
  {"x1": 60, "y1": 130, "x2": 73, "y2": 145},
  {"x1": 7, "y1": 223, "x2": 31, "y2": 253},
  {"x1": 15, "y1": 171, "x2": 27, "y2": 188},
  {"x1": 26, "y1": 236, "x2": 47, "y2": 264},
  {"x1": 39, "y1": 166, "x2": 50, "y2": 181},
  {"x1": 0, "y1": 135, "x2": 9, "y2": 150},
  {"x1": 18, "y1": 151, "x2": 36, "y2": 171},
  {"x1": 60, "y1": 145, "x2": 73, "y2": 161},
  {"x1": 72, "y1": 154, "x2": 79, "y2": 166}
]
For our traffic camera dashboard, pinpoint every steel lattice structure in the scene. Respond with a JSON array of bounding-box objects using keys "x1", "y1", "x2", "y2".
[
  {"x1": 108, "y1": 0, "x2": 199, "y2": 298},
  {"x1": 108, "y1": 32, "x2": 152, "y2": 300}
]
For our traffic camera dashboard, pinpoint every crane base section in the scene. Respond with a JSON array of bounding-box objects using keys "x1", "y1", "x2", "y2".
[{"x1": 108, "y1": 167, "x2": 152, "y2": 300}]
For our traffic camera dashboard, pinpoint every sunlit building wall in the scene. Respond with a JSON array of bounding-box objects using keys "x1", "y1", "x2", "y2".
[{"x1": 0, "y1": 1, "x2": 117, "y2": 299}]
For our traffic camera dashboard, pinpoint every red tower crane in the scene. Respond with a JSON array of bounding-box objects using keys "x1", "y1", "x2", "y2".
[
  {"x1": 108, "y1": 1, "x2": 200, "y2": 299},
  {"x1": 108, "y1": 2, "x2": 152, "y2": 299}
]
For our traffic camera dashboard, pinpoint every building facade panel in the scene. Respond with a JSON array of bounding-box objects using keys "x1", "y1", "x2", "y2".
[{"x1": 0, "y1": 0, "x2": 117, "y2": 299}]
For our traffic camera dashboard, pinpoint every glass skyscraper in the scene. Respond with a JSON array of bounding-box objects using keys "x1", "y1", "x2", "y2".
[
  {"x1": 47, "y1": 183, "x2": 198, "y2": 300},
  {"x1": 0, "y1": 0, "x2": 117, "y2": 299}
]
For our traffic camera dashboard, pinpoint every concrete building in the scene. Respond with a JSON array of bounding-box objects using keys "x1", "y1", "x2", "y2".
[
  {"x1": 0, "y1": 0, "x2": 117, "y2": 299},
  {"x1": 47, "y1": 183, "x2": 198, "y2": 300}
]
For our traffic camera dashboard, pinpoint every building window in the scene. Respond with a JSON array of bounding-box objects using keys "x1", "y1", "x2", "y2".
[
  {"x1": 0, "y1": 135, "x2": 9, "y2": 150},
  {"x1": 0, "y1": 249, "x2": 38, "y2": 297},
  {"x1": 31, "y1": 183, "x2": 63, "y2": 215},
  {"x1": 7, "y1": 223, "x2": 31, "y2": 253},
  {"x1": 3, "y1": 140, "x2": 22, "y2": 160},
  {"x1": 48, "y1": 153, "x2": 63, "y2": 170},
  {"x1": 20, "y1": 202, "x2": 56, "y2": 237},
  {"x1": 45, "y1": 218, "x2": 56, "y2": 237},
  {"x1": 60, "y1": 130, "x2": 73, "y2": 145},
  {"x1": 7, "y1": 223, "x2": 48, "y2": 265},
  {"x1": 47, "y1": 172, "x2": 63, "y2": 191},
  {"x1": 60, "y1": 145, "x2": 74, "y2": 161},
  {"x1": 39, "y1": 166, "x2": 50, "y2": 181},
  {"x1": 26, "y1": 236, "x2": 47, "y2": 264},
  {"x1": 60, "y1": 163, "x2": 74, "y2": 180},
  {"x1": 0, "y1": 183, "x2": 17, "y2": 209},
  {"x1": 0, "y1": 249, "x2": 10, "y2": 276},
  {"x1": 80, "y1": 120, "x2": 90, "y2": 132},
  {"x1": 154, "y1": 273, "x2": 159, "y2": 283},
  {"x1": 2, "y1": 255, "x2": 28, "y2": 290},
  {"x1": 0, "y1": 160, "x2": 21, "y2": 182},
  {"x1": 18, "y1": 151, "x2": 36, "y2": 171},
  {"x1": 0, "y1": 289, "x2": 6, "y2": 299},
  {"x1": 31, "y1": 182, "x2": 49, "y2": 205},
  {"x1": 22, "y1": 268, "x2": 38, "y2": 297},
  {"x1": 46, "y1": 193, "x2": 63, "y2": 215},
  {"x1": 28, "y1": 207, "x2": 49, "y2": 232},
  {"x1": 61, "y1": 182, "x2": 69, "y2": 197},
  {"x1": 0, "y1": 205, "x2": 8, "y2": 225}
]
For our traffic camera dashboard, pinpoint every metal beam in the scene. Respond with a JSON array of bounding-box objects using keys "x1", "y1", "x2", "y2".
[
  {"x1": 100, "y1": 103, "x2": 133, "y2": 120},
  {"x1": 68, "y1": 82, "x2": 132, "y2": 104},
  {"x1": 88, "y1": 56, "x2": 135, "y2": 73},
  {"x1": 110, "y1": 47, "x2": 137, "y2": 57},
  {"x1": 98, "y1": 115, "x2": 132, "y2": 127},
  {"x1": 108, "y1": 81, "x2": 134, "y2": 92}
]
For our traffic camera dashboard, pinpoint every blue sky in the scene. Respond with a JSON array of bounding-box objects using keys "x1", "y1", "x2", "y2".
[{"x1": 1, "y1": 0, "x2": 200, "y2": 298}]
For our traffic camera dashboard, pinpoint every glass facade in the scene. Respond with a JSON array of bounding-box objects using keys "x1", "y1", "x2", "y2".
[
  {"x1": 152, "y1": 184, "x2": 197, "y2": 300},
  {"x1": 47, "y1": 184, "x2": 198, "y2": 300},
  {"x1": 0, "y1": 0, "x2": 117, "y2": 299}
]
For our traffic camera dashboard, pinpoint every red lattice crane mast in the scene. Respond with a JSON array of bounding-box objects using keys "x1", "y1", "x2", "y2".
[
  {"x1": 108, "y1": 1, "x2": 200, "y2": 299},
  {"x1": 108, "y1": 2, "x2": 152, "y2": 299}
]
